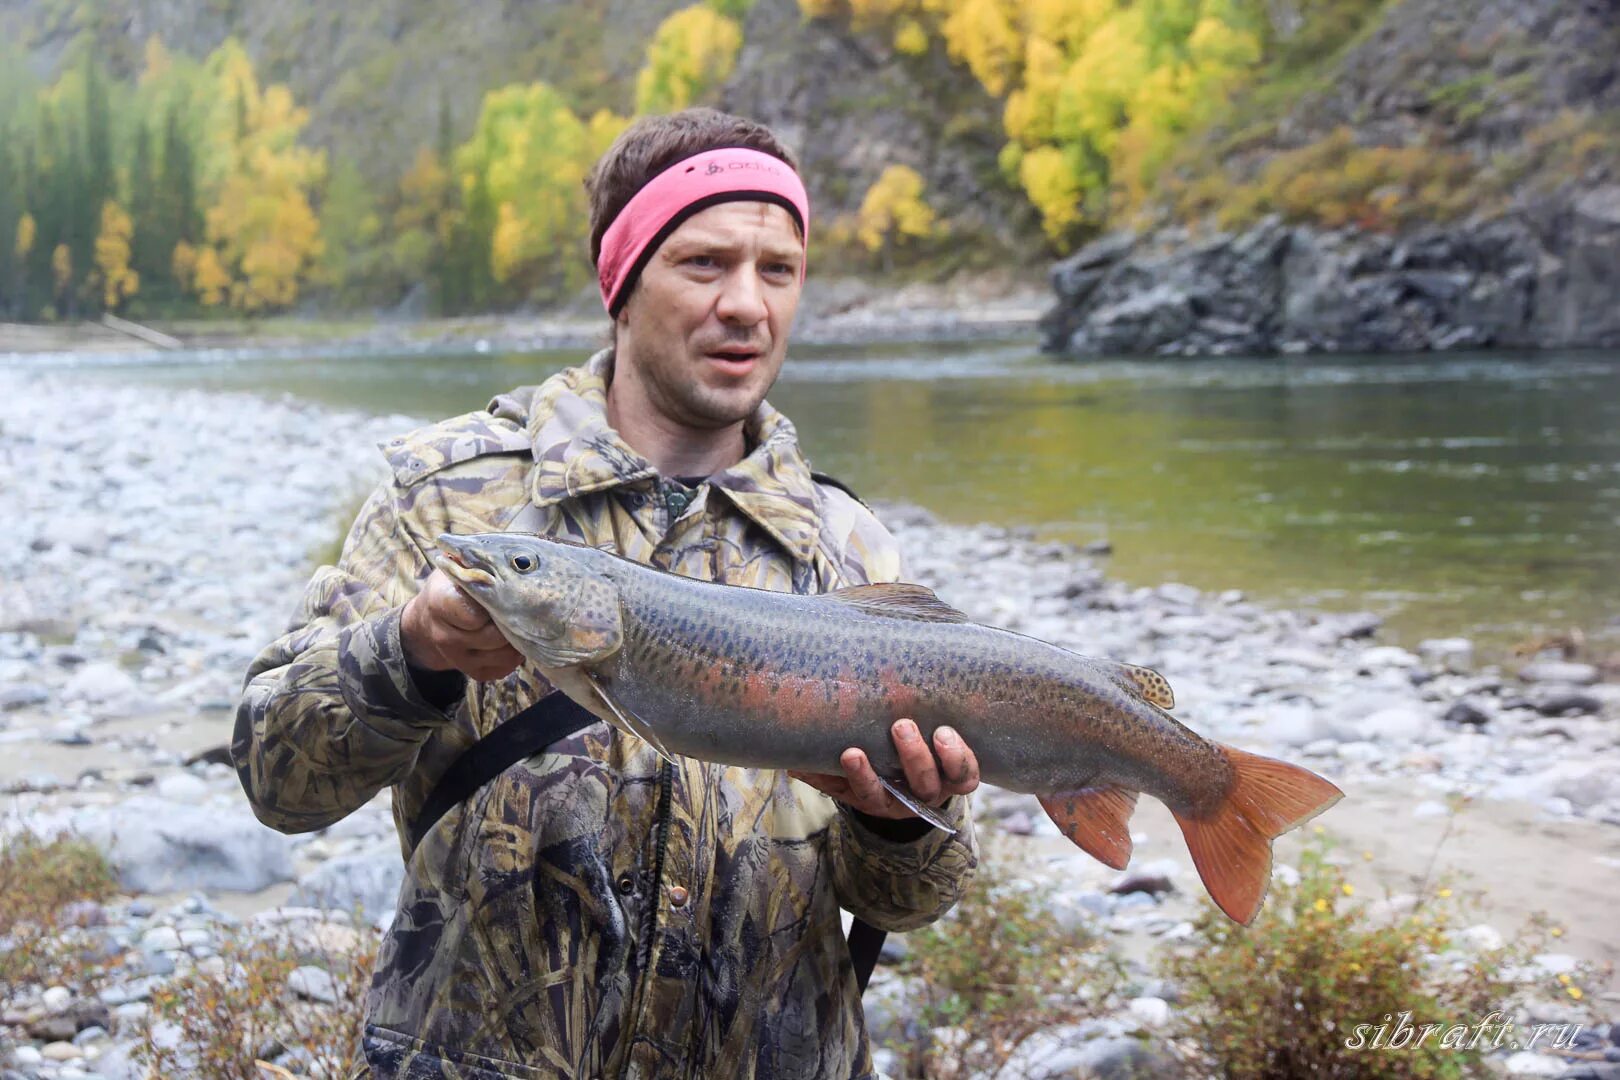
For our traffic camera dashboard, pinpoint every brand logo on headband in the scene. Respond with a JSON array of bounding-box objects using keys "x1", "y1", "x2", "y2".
[{"x1": 706, "y1": 159, "x2": 785, "y2": 176}]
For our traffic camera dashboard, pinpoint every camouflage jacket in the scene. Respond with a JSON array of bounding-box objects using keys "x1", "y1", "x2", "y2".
[{"x1": 234, "y1": 350, "x2": 977, "y2": 1080}]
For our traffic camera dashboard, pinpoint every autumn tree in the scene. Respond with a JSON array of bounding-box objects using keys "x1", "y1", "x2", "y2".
[
  {"x1": 190, "y1": 40, "x2": 326, "y2": 311},
  {"x1": 92, "y1": 200, "x2": 139, "y2": 310},
  {"x1": 454, "y1": 82, "x2": 604, "y2": 300},
  {"x1": 635, "y1": 5, "x2": 744, "y2": 115},
  {"x1": 856, "y1": 165, "x2": 940, "y2": 252}
]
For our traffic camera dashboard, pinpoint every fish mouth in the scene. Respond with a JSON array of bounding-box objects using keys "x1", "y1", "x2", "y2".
[{"x1": 436, "y1": 535, "x2": 497, "y2": 589}]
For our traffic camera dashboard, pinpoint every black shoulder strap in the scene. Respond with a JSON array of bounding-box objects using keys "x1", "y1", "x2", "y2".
[
  {"x1": 405, "y1": 690, "x2": 599, "y2": 856},
  {"x1": 810, "y1": 470, "x2": 869, "y2": 508},
  {"x1": 403, "y1": 687, "x2": 890, "y2": 994}
]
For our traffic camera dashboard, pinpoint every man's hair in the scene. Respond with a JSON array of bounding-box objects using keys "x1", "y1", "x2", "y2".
[{"x1": 585, "y1": 108, "x2": 799, "y2": 268}]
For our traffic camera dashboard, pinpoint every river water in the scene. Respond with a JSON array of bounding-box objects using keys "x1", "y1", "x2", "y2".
[{"x1": 43, "y1": 339, "x2": 1620, "y2": 655}]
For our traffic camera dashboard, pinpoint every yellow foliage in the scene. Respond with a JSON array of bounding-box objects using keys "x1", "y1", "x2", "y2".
[
  {"x1": 805, "y1": 0, "x2": 1271, "y2": 245},
  {"x1": 587, "y1": 109, "x2": 632, "y2": 161},
  {"x1": 190, "y1": 245, "x2": 231, "y2": 307},
  {"x1": 456, "y1": 81, "x2": 596, "y2": 292},
  {"x1": 190, "y1": 39, "x2": 326, "y2": 311},
  {"x1": 1018, "y1": 145, "x2": 1085, "y2": 243},
  {"x1": 893, "y1": 17, "x2": 930, "y2": 55},
  {"x1": 14, "y1": 213, "x2": 35, "y2": 259},
  {"x1": 856, "y1": 164, "x2": 938, "y2": 251},
  {"x1": 93, "y1": 201, "x2": 140, "y2": 309},
  {"x1": 941, "y1": 0, "x2": 1023, "y2": 95},
  {"x1": 51, "y1": 244, "x2": 71, "y2": 293},
  {"x1": 635, "y1": 6, "x2": 744, "y2": 115}
]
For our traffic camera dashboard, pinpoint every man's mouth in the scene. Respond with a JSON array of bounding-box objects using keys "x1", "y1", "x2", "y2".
[{"x1": 704, "y1": 348, "x2": 762, "y2": 370}]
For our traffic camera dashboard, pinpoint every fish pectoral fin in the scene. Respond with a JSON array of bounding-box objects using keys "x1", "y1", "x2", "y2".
[
  {"x1": 1105, "y1": 661, "x2": 1176, "y2": 710},
  {"x1": 822, "y1": 582, "x2": 970, "y2": 623},
  {"x1": 585, "y1": 672, "x2": 678, "y2": 768},
  {"x1": 875, "y1": 776, "x2": 959, "y2": 836},
  {"x1": 1039, "y1": 786, "x2": 1140, "y2": 870}
]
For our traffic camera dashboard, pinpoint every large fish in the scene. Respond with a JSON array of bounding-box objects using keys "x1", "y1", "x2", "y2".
[{"x1": 435, "y1": 532, "x2": 1343, "y2": 924}]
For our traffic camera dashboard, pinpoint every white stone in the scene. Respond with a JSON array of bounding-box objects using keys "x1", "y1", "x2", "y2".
[
  {"x1": 1502, "y1": 1050, "x2": 1569, "y2": 1076},
  {"x1": 1458, "y1": 924, "x2": 1505, "y2": 952},
  {"x1": 156, "y1": 773, "x2": 208, "y2": 800},
  {"x1": 1418, "y1": 637, "x2": 1474, "y2": 673},
  {"x1": 140, "y1": 926, "x2": 182, "y2": 952},
  {"x1": 43, "y1": 984, "x2": 73, "y2": 1012},
  {"x1": 1126, "y1": 996, "x2": 1171, "y2": 1027}
]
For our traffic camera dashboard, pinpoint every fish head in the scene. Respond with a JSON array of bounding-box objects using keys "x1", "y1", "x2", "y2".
[{"x1": 435, "y1": 533, "x2": 623, "y2": 669}]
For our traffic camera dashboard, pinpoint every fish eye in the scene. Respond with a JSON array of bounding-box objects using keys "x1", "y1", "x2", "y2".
[{"x1": 511, "y1": 554, "x2": 536, "y2": 573}]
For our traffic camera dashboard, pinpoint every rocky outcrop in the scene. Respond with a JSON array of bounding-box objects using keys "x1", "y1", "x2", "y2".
[{"x1": 1043, "y1": 188, "x2": 1620, "y2": 356}]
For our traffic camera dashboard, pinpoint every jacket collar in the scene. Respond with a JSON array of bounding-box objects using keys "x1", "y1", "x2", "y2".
[{"x1": 524, "y1": 349, "x2": 821, "y2": 564}]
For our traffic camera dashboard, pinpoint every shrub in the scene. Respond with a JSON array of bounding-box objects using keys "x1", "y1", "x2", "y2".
[
  {"x1": 141, "y1": 919, "x2": 378, "y2": 1080},
  {"x1": 895, "y1": 838, "x2": 1126, "y2": 1076},
  {"x1": 0, "y1": 831, "x2": 121, "y2": 1006},
  {"x1": 1163, "y1": 827, "x2": 1555, "y2": 1080}
]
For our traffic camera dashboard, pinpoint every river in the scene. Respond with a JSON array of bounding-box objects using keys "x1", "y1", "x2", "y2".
[{"x1": 39, "y1": 338, "x2": 1620, "y2": 657}]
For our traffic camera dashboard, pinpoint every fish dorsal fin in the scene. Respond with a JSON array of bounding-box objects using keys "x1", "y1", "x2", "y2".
[
  {"x1": 823, "y1": 583, "x2": 970, "y2": 623},
  {"x1": 1108, "y1": 661, "x2": 1176, "y2": 710}
]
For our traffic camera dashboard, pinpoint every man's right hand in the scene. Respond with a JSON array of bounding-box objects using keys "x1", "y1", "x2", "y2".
[{"x1": 401, "y1": 568, "x2": 525, "y2": 681}]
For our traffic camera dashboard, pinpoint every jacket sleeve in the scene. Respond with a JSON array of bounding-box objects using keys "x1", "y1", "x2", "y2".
[
  {"x1": 817, "y1": 487, "x2": 980, "y2": 931},
  {"x1": 232, "y1": 477, "x2": 459, "y2": 834}
]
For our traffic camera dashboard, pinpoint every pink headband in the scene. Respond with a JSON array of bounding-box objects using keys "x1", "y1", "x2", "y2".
[{"x1": 597, "y1": 147, "x2": 811, "y2": 315}]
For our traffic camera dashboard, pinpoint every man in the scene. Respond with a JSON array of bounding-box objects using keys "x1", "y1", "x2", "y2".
[{"x1": 234, "y1": 107, "x2": 979, "y2": 1080}]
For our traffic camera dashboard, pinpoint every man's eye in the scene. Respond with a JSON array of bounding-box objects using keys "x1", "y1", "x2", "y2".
[
  {"x1": 687, "y1": 255, "x2": 718, "y2": 269},
  {"x1": 764, "y1": 262, "x2": 794, "y2": 276}
]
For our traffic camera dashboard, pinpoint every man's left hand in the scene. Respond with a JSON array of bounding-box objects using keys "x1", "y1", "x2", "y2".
[{"x1": 788, "y1": 719, "x2": 980, "y2": 819}]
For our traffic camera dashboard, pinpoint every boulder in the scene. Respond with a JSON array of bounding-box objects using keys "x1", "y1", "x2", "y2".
[{"x1": 68, "y1": 796, "x2": 297, "y2": 894}]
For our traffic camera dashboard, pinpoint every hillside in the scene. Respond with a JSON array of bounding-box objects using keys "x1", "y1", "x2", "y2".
[
  {"x1": 1043, "y1": 0, "x2": 1620, "y2": 354},
  {"x1": 1, "y1": 0, "x2": 1615, "y2": 346}
]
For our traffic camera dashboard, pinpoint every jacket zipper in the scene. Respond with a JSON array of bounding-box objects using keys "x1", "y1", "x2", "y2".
[{"x1": 635, "y1": 759, "x2": 675, "y2": 977}]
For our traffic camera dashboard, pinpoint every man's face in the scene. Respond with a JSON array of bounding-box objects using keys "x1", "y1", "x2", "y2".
[{"x1": 613, "y1": 201, "x2": 803, "y2": 430}]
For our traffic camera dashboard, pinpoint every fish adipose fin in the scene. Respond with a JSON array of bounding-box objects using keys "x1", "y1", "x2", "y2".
[
  {"x1": 586, "y1": 672, "x2": 678, "y2": 768},
  {"x1": 876, "y1": 776, "x2": 959, "y2": 836},
  {"x1": 1172, "y1": 744, "x2": 1344, "y2": 925},
  {"x1": 1039, "y1": 786, "x2": 1139, "y2": 870},
  {"x1": 1106, "y1": 661, "x2": 1176, "y2": 710},
  {"x1": 823, "y1": 583, "x2": 970, "y2": 623}
]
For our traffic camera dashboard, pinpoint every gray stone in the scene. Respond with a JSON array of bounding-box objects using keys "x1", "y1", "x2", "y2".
[
  {"x1": 1443, "y1": 699, "x2": 1491, "y2": 726},
  {"x1": 1519, "y1": 661, "x2": 1600, "y2": 686},
  {"x1": 287, "y1": 965, "x2": 339, "y2": 1005},
  {"x1": 68, "y1": 796, "x2": 297, "y2": 894},
  {"x1": 291, "y1": 844, "x2": 404, "y2": 921},
  {"x1": 1528, "y1": 685, "x2": 1603, "y2": 716},
  {"x1": 0, "y1": 683, "x2": 49, "y2": 711}
]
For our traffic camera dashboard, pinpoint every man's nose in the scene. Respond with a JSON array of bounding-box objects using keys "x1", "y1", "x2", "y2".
[{"x1": 715, "y1": 266, "x2": 768, "y2": 325}]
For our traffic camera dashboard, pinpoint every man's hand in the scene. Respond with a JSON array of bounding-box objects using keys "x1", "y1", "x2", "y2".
[
  {"x1": 401, "y1": 568, "x2": 524, "y2": 681},
  {"x1": 789, "y1": 719, "x2": 980, "y2": 820}
]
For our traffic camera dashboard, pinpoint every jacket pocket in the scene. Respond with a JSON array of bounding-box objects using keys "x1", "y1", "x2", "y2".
[{"x1": 363, "y1": 1024, "x2": 553, "y2": 1080}]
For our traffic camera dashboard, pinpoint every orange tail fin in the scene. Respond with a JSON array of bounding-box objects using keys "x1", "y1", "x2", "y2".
[
  {"x1": 1039, "y1": 786, "x2": 1140, "y2": 870},
  {"x1": 1172, "y1": 744, "x2": 1343, "y2": 925}
]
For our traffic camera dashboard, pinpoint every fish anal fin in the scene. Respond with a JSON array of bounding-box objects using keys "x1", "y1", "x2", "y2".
[
  {"x1": 823, "y1": 583, "x2": 970, "y2": 623},
  {"x1": 1039, "y1": 786, "x2": 1139, "y2": 870},
  {"x1": 876, "y1": 776, "x2": 959, "y2": 836},
  {"x1": 1172, "y1": 744, "x2": 1344, "y2": 925},
  {"x1": 1116, "y1": 662, "x2": 1176, "y2": 710},
  {"x1": 585, "y1": 672, "x2": 677, "y2": 768}
]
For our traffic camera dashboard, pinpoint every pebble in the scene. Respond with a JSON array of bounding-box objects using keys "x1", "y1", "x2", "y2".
[
  {"x1": 41, "y1": 1042, "x2": 83, "y2": 1062},
  {"x1": 140, "y1": 926, "x2": 182, "y2": 953}
]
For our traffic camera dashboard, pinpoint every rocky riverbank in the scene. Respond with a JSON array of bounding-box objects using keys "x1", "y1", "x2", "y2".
[
  {"x1": 1040, "y1": 189, "x2": 1620, "y2": 358},
  {"x1": 2, "y1": 368, "x2": 1618, "y2": 1078}
]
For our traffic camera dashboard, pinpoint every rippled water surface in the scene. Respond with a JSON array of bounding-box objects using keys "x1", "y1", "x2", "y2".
[{"x1": 34, "y1": 339, "x2": 1620, "y2": 653}]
